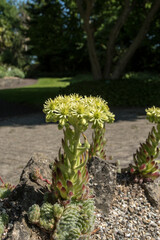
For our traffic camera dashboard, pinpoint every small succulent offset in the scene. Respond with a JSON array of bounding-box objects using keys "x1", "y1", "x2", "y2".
[
  {"x1": 28, "y1": 94, "x2": 114, "y2": 239},
  {"x1": 0, "y1": 177, "x2": 15, "y2": 200},
  {"x1": 130, "y1": 106, "x2": 160, "y2": 182},
  {"x1": 0, "y1": 211, "x2": 9, "y2": 240}
]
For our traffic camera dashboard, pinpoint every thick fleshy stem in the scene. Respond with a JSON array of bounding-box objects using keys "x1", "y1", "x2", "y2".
[{"x1": 51, "y1": 124, "x2": 90, "y2": 200}]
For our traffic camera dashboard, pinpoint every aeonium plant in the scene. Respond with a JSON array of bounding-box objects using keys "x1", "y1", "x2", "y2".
[
  {"x1": 28, "y1": 94, "x2": 115, "y2": 240},
  {"x1": 130, "y1": 106, "x2": 160, "y2": 183}
]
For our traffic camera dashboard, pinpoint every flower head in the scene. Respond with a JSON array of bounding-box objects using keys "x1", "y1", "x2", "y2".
[
  {"x1": 43, "y1": 94, "x2": 114, "y2": 129},
  {"x1": 146, "y1": 106, "x2": 160, "y2": 123}
]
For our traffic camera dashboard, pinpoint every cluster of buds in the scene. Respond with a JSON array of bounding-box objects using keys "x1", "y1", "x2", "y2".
[{"x1": 130, "y1": 106, "x2": 160, "y2": 182}]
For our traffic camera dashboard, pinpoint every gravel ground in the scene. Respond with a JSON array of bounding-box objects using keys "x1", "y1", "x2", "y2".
[
  {"x1": 0, "y1": 78, "x2": 160, "y2": 240},
  {"x1": 91, "y1": 173, "x2": 160, "y2": 240}
]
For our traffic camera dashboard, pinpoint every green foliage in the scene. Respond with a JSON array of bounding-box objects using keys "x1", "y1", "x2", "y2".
[
  {"x1": 53, "y1": 203, "x2": 64, "y2": 219},
  {"x1": 0, "y1": 212, "x2": 9, "y2": 239},
  {"x1": 25, "y1": 0, "x2": 160, "y2": 75},
  {"x1": 39, "y1": 202, "x2": 55, "y2": 231},
  {"x1": 130, "y1": 107, "x2": 160, "y2": 182},
  {"x1": 53, "y1": 199, "x2": 95, "y2": 240},
  {"x1": 1, "y1": 72, "x2": 160, "y2": 108},
  {"x1": 0, "y1": 177, "x2": 15, "y2": 199},
  {"x1": 28, "y1": 204, "x2": 40, "y2": 224},
  {"x1": 28, "y1": 202, "x2": 55, "y2": 232},
  {"x1": 0, "y1": 187, "x2": 12, "y2": 199},
  {"x1": 0, "y1": 66, "x2": 6, "y2": 78},
  {"x1": 28, "y1": 199, "x2": 95, "y2": 239},
  {"x1": 26, "y1": 0, "x2": 88, "y2": 74},
  {"x1": 60, "y1": 72, "x2": 160, "y2": 107},
  {"x1": 0, "y1": 0, "x2": 28, "y2": 69},
  {"x1": 0, "y1": 65, "x2": 25, "y2": 78}
]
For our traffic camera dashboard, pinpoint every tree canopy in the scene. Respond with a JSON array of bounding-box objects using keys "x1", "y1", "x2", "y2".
[
  {"x1": 0, "y1": 0, "x2": 29, "y2": 68},
  {"x1": 0, "y1": 0, "x2": 160, "y2": 79}
]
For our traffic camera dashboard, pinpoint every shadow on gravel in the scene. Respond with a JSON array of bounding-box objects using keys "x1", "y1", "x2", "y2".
[
  {"x1": 111, "y1": 107, "x2": 146, "y2": 122},
  {"x1": 0, "y1": 99, "x2": 146, "y2": 127}
]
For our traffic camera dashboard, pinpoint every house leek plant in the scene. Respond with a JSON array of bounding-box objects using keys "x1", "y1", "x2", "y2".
[
  {"x1": 130, "y1": 106, "x2": 160, "y2": 182},
  {"x1": 28, "y1": 94, "x2": 114, "y2": 239}
]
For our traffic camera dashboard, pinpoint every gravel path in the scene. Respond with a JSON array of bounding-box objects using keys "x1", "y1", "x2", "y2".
[
  {"x1": 0, "y1": 77, "x2": 37, "y2": 89},
  {"x1": 0, "y1": 107, "x2": 155, "y2": 185}
]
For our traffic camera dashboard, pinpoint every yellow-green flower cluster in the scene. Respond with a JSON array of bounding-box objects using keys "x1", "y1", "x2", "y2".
[
  {"x1": 146, "y1": 106, "x2": 160, "y2": 123},
  {"x1": 43, "y1": 94, "x2": 115, "y2": 130}
]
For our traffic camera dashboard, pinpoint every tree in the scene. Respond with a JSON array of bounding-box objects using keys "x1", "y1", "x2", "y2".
[
  {"x1": 26, "y1": 0, "x2": 89, "y2": 74},
  {"x1": 76, "y1": 0, "x2": 160, "y2": 80},
  {"x1": 0, "y1": 0, "x2": 28, "y2": 68}
]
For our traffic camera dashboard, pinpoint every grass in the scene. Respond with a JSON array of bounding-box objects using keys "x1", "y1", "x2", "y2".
[
  {"x1": 0, "y1": 72, "x2": 160, "y2": 109},
  {"x1": 0, "y1": 74, "x2": 93, "y2": 109}
]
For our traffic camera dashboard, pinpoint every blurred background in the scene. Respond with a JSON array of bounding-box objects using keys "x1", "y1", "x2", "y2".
[{"x1": 0, "y1": 0, "x2": 160, "y2": 114}]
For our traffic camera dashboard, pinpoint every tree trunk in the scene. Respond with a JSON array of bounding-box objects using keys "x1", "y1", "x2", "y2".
[
  {"x1": 76, "y1": 0, "x2": 102, "y2": 81},
  {"x1": 85, "y1": 24, "x2": 102, "y2": 81},
  {"x1": 103, "y1": 0, "x2": 132, "y2": 80},
  {"x1": 111, "y1": 0, "x2": 160, "y2": 80}
]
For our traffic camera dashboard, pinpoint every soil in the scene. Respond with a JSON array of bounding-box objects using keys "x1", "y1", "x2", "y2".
[{"x1": 0, "y1": 78, "x2": 156, "y2": 185}]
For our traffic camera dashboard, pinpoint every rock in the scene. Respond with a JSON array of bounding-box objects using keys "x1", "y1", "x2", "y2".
[
  {"x1": 142, "y1": 178, "x2": 160, "y2": 210},
  {"x1": 88, "y1": 156, "x2": 117, "y2": 214},
  {"x1": 1, "y1": 154, "x2": 117, "y2": 239},
  {"x1": 3, "y1": 153, "x2": 52, "y2": 240},
  {"x1": 128, "y1": 206, "x2": 134, "y2": 213}
]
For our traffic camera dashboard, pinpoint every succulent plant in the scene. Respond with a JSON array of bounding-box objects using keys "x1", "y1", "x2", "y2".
[
  {"x1": 28, "y1": 94, "x2": 114, "y2": 239},
  {"x1": 53, "y1": 203, "x2": 64, "y2": 219},
  {"x1": 28, "y1": 204, "x2": 40, "y2": 224},
  {"x1": 28, "y1": 202, "x2": 55, "y2": 232},
  {"x1": 89, "y1": 126, "x2": 107, "y2": 160},
  {"x1": 43, "y1": 94, "x2": 114, "y2": 200},
  {"x1": 130, "y1": 106, "x2": 160, "y2": 182},
  {"x1": 0, "y1": 212, "x2": 9, "y2": 239},
  {"x1": 0, "y1": 177, "x2": 15, "y2": 199},
  {"x1": 53, "y1": 199, "x2": 95, "y2": 240}
]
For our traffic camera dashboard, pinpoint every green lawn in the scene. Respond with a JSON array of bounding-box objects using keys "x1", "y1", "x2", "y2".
[
  {"x1": 0, "y1": 72, "x2": 160, "y2": 109},
  {"x1": 0, "y1": 74, "x2": 93, "y2": 109}
]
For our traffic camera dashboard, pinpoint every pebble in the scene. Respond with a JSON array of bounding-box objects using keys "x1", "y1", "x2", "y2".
[{"x1": 90, "y1": 181, "x2": 160, "y2": 240}]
